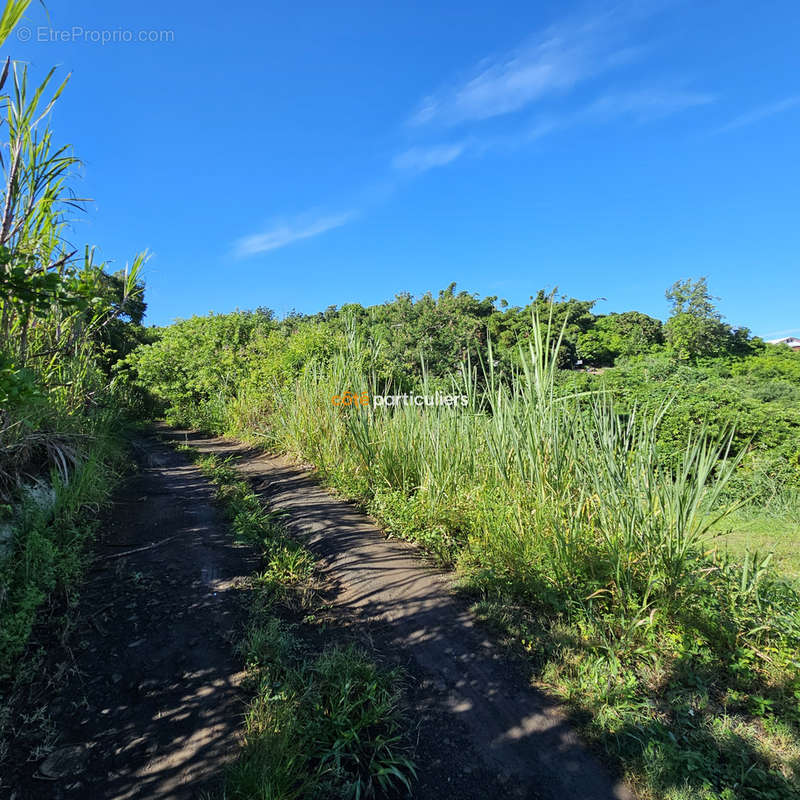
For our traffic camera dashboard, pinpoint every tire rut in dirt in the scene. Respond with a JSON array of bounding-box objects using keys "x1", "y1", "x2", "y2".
[{"x1": 4, "y1": 435, "x2": 259, "y2": 799}]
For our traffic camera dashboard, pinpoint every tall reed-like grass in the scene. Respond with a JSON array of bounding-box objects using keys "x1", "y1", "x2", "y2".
[
  {"x1": 161, "y1": 312, "x2": 800, "y2": 797},
  {"x1": 264, "y1": 315, "x2": 755, "y2": 637}
]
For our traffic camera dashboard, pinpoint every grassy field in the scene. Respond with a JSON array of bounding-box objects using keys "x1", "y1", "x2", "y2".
[{"x1": 708, "y1": 511, "x2": 800, "y2": 579}]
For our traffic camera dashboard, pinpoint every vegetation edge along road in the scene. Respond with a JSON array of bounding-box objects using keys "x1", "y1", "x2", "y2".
[
  {"x1": 1, "y1": 433, "x2": 421, "y2": 798},
  {"x1": 1, "y1": 434, "x2": 258, "y2": 797},
  {"x1": 167, "y1": 426, "x2": 637, "y2": 800},
  {"x1": 123, "y1": 314, "x2": 800, "y2": 800}
]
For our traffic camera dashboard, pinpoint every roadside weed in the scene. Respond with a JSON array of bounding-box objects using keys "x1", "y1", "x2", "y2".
[{"x1": 182, "y1": 447, "x2": 417, "y2": 799}]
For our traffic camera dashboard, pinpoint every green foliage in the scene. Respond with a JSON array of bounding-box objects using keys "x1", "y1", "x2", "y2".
[
  {"x1": 578, "y1": 311, "x2": 664, "y2": 365},
  {"x1": 0, "y1": 352, "x2": 39, "y2": 409},
  {"x1": 139, "y1": 311, "x2": 800, "y2": 800},
  {"x1": 122, "y1": 313, "x2": 269, "y2": 429},
  {"x1": 121, "y1": 313, "x2": 338, "y2": 432},
  {"x1": 586, "y1": 352, "x2": 800, "y2": 501},
  {"x1": 130, "y1": 277, "x2": 800, "y2": 518},
  {"x1": 731, "y1": 346, "x2": 800, "y2": 381},
  {"x1": 0, "y1": 1, "x2": 32, "y2": 47},
  {"x1": 666, "y1": 277, "x2": 720, "y2": 318},
  {"x1": 350, "y1": 283, "x2": 497, "y2": 382},
  {"x1": 663, "y1": 278, "x2": 754, "y2": 361},
  {"x1": 0, "y1": 9, "x2": 147, "y2": 685},
  {"x1": 665, "y1": 311, "x2": 729, "y2": 361},
  {"x1": 485, "y1": 288, "x2": 596, "y2": 370},
  {"x1": 230, "y1": 623, "x2": 415, "y2": 800},
  {"x1": 0, "y1": 425, "x2": 127, "y2": 680}
]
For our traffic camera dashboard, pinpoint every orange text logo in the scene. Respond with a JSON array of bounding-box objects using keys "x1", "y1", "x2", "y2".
[{"x1": 332, "y1": 390, "x2": 370, "y2": 407}]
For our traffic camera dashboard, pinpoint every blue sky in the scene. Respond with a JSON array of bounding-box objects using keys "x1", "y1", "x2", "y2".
[{"x1": 8, "y1": 0, "x2": 800, "y2": 336}]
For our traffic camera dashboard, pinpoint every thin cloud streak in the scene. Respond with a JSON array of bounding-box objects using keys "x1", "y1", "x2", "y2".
[
  {"x1": 235, "y1": 212, "x2": 355, "y2": 257},
  {"x1": 715, "y1": 96, "x2": 800, "y2": 134},
  {"x1": 393, "y1": 87, "x2": 711, "y2": 175},
  {"x1": 584, "y1": 88, "x2": 714, "y2": 121},
  {"x1": 408, "y1": 8, "x2": 647, "y2": 127},
  {"x1": 242, "y1": 8, "x2": 711, "y2": 248},
  {"x1": 393, "y1": 142, "x2": 467, "y2": 172}
]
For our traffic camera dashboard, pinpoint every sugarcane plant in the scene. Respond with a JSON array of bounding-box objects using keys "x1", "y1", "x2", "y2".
[{"x1": 0, "y1": 0, "x2": 145, "y2": 494}]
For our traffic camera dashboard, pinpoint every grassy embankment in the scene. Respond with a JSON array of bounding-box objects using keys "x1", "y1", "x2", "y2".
[
  {"x1": 271, "y1": 334, "x2": 800, "y2": 800},
  {"x1": 128, "y1": 317, "x2": 800, "y2": 800},
  {"x1": 0, "y1": 0, "x2": 149, "y2": 762}
]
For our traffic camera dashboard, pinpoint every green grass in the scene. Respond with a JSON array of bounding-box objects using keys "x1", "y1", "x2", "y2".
[
  {"x1": 0, "y1": 417, "x2": 132, "y2": 781},
  {"x1": 228, "y1": 619, "x2": 415, "y2": 800},
  {"x1": 245, "y1": 322, "x2": 800, "y2": 800},
  {"x1": 0, "y1": 420, "x2": 130, "y2": 681},
  {"x1": 157, "y1": 316, "x2": 800, "y2": 799},
  {"x1": 708, "y1": 508, "x2": 800, "y2": 579},
  {"x1": 472, "y1": 595, "x2": 800, "y2": 800},
  {"x1": 180, "y1": 448, "x2": 417, "y2": 799}
]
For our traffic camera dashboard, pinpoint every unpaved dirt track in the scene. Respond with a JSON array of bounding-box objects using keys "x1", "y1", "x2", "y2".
[
  {"x1": 6, "y1": 430, "x2": 637, "y2": 800},
  {"x1": 5, "y1": 435, "x2": 259, "y2": 799},
  {"x1": 170, "y1": 430, "x2": 637, "y2": 800}
]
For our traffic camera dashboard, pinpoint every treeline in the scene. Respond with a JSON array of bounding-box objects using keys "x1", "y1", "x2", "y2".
[
  {"x1": 125, "y1": 280, "x2": 800, "y2": 504},
  {"x1": 287, "y1": 277, "x2": 758, "y2": 373}
]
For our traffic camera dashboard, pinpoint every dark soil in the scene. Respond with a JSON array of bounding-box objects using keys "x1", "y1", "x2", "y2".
[
  {"x1": 2, "y1": 435, "x2": 258, "y2": 799},
  {"x1": 1, "y1": 430, "x2": 637, "y2": 800}
]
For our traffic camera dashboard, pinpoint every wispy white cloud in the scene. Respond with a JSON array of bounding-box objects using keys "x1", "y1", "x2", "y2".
[
  {"x1": 391, "y1": 116, "x2": 564, "y2": 175},
  {"x1": 715, "y1": 96, "x2": 800, "y2": 134},
  {"x1": 246, "y1": 7, "x2": 708, "y2": 240},
  {"x1": 398, "y1": 5, "x2": 709, "y2": 177},
  {"x1": 408, "y1": 8, "x2": 646, "y2": 128},
  {"x1": 762, "y1": 327, "x2": 800, "y2": 339},
  {"x1": 584, "y1": 88, "x2": 714, "y2": 121},
  {"x1": 392, "y1": 87, "x2": 710, "y2": 176},
  {"x1": 392, "y1": 142, "x2": 468, "y2": 172},
  {"x1": 235, "y1": 212, "x2": 355, "y2": 257}
]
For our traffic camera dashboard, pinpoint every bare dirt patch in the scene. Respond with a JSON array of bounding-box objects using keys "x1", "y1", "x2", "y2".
[{"x1": 2, "y1": 434, "x2": 259, "y2": 799}]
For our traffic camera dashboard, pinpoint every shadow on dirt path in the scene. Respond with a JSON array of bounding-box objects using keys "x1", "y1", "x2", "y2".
[
  {"x1": 167, "y1": 428, "x2": 637, "y2": 800},
  {"x1": 4, "y1": 434, "x2": 259, "y2": 800}
]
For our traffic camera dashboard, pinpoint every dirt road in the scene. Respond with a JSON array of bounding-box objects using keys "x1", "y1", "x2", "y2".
[
  {"x1": 4, "y1": 431, "x2": 636, "y2": 799},
  {"x1": 4, "y1": 435, "x2": 259, "y2": 799},
  {"x1": 169, "y1": 430, "x2": 636, "y2": 800}
]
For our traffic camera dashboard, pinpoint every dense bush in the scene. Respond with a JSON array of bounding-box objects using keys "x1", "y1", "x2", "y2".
[
  {"x1": 126, "y1": 280, "x2": 800, "y2": 507},
  {"x1": 122, "y1": 312, "x2": 342, "y2": 431}
]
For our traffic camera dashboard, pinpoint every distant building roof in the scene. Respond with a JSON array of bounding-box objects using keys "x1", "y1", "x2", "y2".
[{"x1": 768, "y1": 336, "x2": 800, "y2": 347}]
